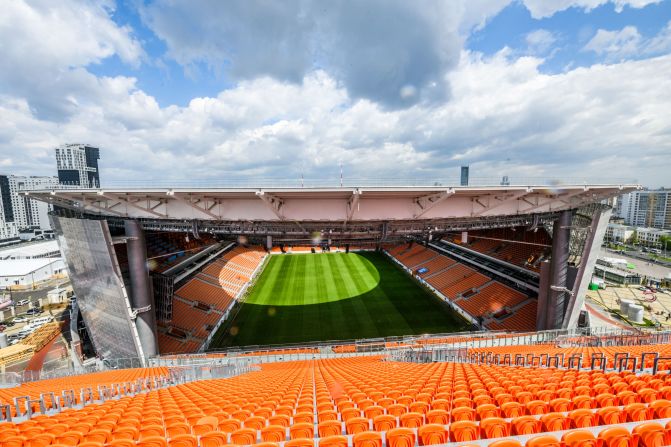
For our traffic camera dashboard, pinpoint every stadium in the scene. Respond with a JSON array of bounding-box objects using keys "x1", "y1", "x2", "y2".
[{"x1": 0, "y1": 180, "x2": 668, "y2": 447}]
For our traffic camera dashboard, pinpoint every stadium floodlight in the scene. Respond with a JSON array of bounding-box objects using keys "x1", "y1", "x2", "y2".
[{"x1": 550, "y1": 285, "x2": 575, "y2": 296}]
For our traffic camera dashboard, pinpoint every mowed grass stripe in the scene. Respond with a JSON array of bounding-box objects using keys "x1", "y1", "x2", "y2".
[{"x1": 211, "y1": 252, "x2": 469, "y2": 347}]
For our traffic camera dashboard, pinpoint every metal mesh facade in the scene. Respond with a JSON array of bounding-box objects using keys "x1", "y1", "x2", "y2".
[{"x1": 52, "y1": 216, "x2": 143, "y2": 360}]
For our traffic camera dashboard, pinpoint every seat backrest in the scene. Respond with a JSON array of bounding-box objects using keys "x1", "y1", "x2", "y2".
[
  {"x1": 417, "y1": 424, "x2": 447, "y2": 446},
  {"x1": 449, "y1": 421, "x2": 478, "y2": 442},
  {"x1": 480, "y1": 417, "x2": 509, "y2": 439},
  {"x1": 561, "y1": 429, "x2": 598, "y2": 447},
  {"x1": 353, "y1": 431, "x2": 383, "y2": 447},
  {"x1": 199, "y1": 431, "x2": 229, "y2": 447},
  {"x1": 386, "y1": 428, "x2": 416, "y2": 447},
  {"x1": 526, "y1": 434, "x2": 561, "y2": 447},
  {"x1": 632, "y1": 422, "x2": 667, "y2": 447},
  {"x1": 318, "y1": 435, "x2": 348, "y2": 447},
  {"x1": 598, "y1": 426, "x2": 637, "y2": 447},
  {"x1": 488, "y1": 441, "x2": 523, "y2": 447}
]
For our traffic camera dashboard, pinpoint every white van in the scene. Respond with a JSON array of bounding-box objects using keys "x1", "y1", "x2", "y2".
[{"x1": 27, "y1": 316, "x2": 53, "y2": 328}]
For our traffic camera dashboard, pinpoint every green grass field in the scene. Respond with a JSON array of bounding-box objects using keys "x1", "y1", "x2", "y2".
[{"x1": 209, "y1": 251, "x2": 468, "y2": 348}]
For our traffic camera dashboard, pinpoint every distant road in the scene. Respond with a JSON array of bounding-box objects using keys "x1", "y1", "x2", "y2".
[{"x1": 599, "y1": 247, "x2": 671, "y2": 280}]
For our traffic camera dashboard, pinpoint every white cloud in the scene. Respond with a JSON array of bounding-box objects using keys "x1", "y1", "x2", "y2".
[
  {"x1": 525, "y1": 29, "x2": 558, "y2": 54},
  {"x1": 0, "y1": 0, "x2": 143, "y2": 119},
  {"x1": 583, "y1": 26, "x2": 642, "y2": 58},
  {"x1": 1, "y1": 52, "x2": 670, "y2": 186},
  {"x1": 583, "y1": 21, "x2": 671, "y2": 60},
  {"x1": 521, "y1": 0, "x2": 661, "y2": 18},
  {"x1": 139, "y1": 0, "x2": 518, "y2": 109}
]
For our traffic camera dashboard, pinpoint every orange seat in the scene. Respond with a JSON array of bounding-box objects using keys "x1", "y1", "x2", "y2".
[
  {"x1": 244, "y1": 416, "x2": 266, "y2": 430},
  {"x1": 597, "y1": 406, "x2": 623, "y2": 425},
  {"x1": 138, "y1": 436, "x2": 168, "y2": 447},
  {"x1": 501, "y1": 401, "x2": 525, "y2": 418},
  {"x1": 539, "y1": 413, "x2": 567, "y2": 432},
  {"x1": 285, "y1": 438, "x2": 314, "y2": 447},
  {"x1": 373, "y1": 415, "x2": 396, "y2": 432},
  {"x1": 449, "y1": 421, "x2": 478, "y2": 442},
  {"x1": 511, "y1": 416, "x2": 541, "y2": 435},
  {"x1": 345, "y1": 417, "x2": 369, "y2": 435},
  {"x1": 341, "y1": 409, "x2": 361, "y2": 422},
  {"x1": 290, "y1": 423, "x2": 314, "y2": 440},
  {"x1": 261, "y1": 425, "x2": 286, "y2": 443},
  {"x1": 598, "y1": 426, "x2": 637, "y2": 447},
  {"x1": 230, "y1": 428, "x2": 257, "y2": 445},
  {"x1": 526, "y1": 435, "x2": 561, "y2": 447},
  {"x1": 386, "y1": 428, "x2": 415, "y2": 447},
  {"x1": 417, "y1": 424, "x2": 447, "y2": 446},
  {"x1": 195, "y1": 417, "x2": 219, "y2": 435},
  {"x1": 550, "y1": 397, "x2": 572, "y2": 412},
  {"x1": 562, "y1": 430, "x2": 599, "y2": 447},
  {"x1": 450, "y1": 407, "x2": 475, "y2": 422},
  {"x1": 387, "y1": 404, "x2": 407, "y2": 417},
  {"x1": 632, "y1": 422, "x2": 668, "y2": 447},
  {"x1": 199, "y1": 431, "x2": 230, "y2": 447},
  {"x1": 166, "y1": 424, "x2": 191, "y2": 438},
  {"x1": 219, "y1": 420, "x2": 242, "y2": 434},
  {"x1": 318, "y1": 411, "x2": 338, "y2": 423},
  {"x1": 488, "y1": 441, "x2": 522, "y2": 447},
  {"x1": 318, "y1": 435, "x2": 348, "y2": 447},
  {"x1": 425, "y1": 409, "x2": 448, "y2": 424},
  {"x1": 399, "y1": 412, "x2": 424, "y2": 428},
  {"x1": 650, "y1": 399, "x2": 671, "y2": 418},
  {"x1": 475, "y1": 404, "x2": 499, "y2": 420},
  {"x1": 56, "y1": 431, "x2": 84, "y2": 446},
  {"x1": 269, "y1": 415, "x2": 291, "y2": 427},
  {"x1": 353, "y1": 431, "x2": 382, "y2": 447},
  {"x1": 480, "y1": 417, "x2": 509, "y2": 439},
  {"x1": 364, "y1": 406, "x2": 385, "y2": 419},
  {"x1": 318, "y1": 421, "x2": 342, "y2": 438},
  {"x1": 526, "y1": 400, "x2": 548, "y2": 415},
  {"x1": 168, "y1": 434, "x2": 198, "y2": 447},
  {"x1": 568, "y1": 409, "x2": 597, "y2": 428},
  {"x1": 140, "y1": 425, "x2": 165, "y2": 439}
]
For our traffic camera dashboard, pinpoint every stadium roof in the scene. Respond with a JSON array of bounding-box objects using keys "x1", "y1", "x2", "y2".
[{"x1": 26, "y1": 184, "x2": 639, "y2": 222}]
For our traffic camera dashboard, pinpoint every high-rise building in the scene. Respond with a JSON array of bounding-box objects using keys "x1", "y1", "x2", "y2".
[
  {"x1": 55, "y1": 144, "x2": 101, "y2": 188},
  {"x1": 615, "y1": 189, "x2": 671, "y2": 230},
  {"x1": 0, "y1": 175, "x2": 58, "y2": 239},
  {"x1": 0, "y1": 176, "x2": 18, "y2": 241}
]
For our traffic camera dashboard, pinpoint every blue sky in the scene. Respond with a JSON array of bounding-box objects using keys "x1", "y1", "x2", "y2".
[{"x1": 0, "y1": 0, "x2": 670, "y2": 186}]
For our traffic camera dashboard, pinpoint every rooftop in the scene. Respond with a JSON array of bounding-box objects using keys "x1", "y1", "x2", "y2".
[
  {"x1": 0, "y1": 258, "x2": 61, "y2": 276},
  {"x1": 0, "y1": 240, "x2": 59, "y2": 259}
]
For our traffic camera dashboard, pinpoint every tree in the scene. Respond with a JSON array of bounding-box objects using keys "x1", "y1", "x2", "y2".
[
  {"x1": 660, "y1": 235, "x2": 671, "y2": 251},
  {"x1": 626, "y1": 230, "x2": 638, "y2": 245}
]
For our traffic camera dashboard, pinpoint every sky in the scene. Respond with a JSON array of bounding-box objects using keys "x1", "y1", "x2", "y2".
[{"x1": 0, "y1": 0, "x2": 670, "y2": 187}]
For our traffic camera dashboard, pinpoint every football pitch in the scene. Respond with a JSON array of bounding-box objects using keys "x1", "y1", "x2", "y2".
[{"x1": 209, "y1": 251, "x2": 468, "y2": 347}]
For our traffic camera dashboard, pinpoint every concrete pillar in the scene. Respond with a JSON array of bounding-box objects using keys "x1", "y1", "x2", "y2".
[
  {"x1": 536, "y1": 260, "x2": 551, "y2": 331},
  {"x1": 546, "y1": 210, "x2": 571, "y2": 329},
  {"x1": 124, "y1": 220, "x2": 158, "y2": 358},
  {"x1": 266, "y1": 235, "x2": 272, "y2": 250}
]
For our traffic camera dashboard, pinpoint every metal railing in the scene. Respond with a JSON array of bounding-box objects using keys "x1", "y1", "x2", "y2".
[
  {"x1": 1, "y1": 326, "x2": 655, "y2": 388},
  {"x1": 37, "y1": 177, "x2": 638, "y2": 190},
  {"x1": 2, "y1": 363, "x2": 258, "y2": 421}
]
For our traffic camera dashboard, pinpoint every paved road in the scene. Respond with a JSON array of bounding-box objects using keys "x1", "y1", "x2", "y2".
[{"x1": 599, "y1": 247, "x2": 671, "y2": 280}]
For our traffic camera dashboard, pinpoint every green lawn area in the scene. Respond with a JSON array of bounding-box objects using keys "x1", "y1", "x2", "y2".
[{"x1": 208, "y1": 251, "x2": 468, "y2": 348}]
